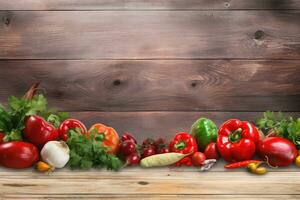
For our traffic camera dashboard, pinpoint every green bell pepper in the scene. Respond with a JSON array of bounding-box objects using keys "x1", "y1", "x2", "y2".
[{"x1": 190, "y1": 118, "x2": 218, "y2": 150}]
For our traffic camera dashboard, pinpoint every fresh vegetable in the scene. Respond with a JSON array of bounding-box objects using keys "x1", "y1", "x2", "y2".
[
  {"x1": 247, "y1": 162, "x2": 267, "y2": 175},
  {"x1": 140, "y1": 152, "x2": 189, "y2": 168},
  {"x1": 157, "y1": 147, "x2": 169, "y2": 154},
  {"x1": 170, "y1": 132, "x2": 198, "y2": 154},
  {"x1": 224, "y1": 160, "x2": 261, "y2": 169},
  {"x1": 191, "y1": 152, "x2": 206, "y2": 166},
  {"x1": 257, "y1": 137, "x2": 297, "y2": 167},
  {"x1": 190, "y1": 118, "x2": 218, "y2": 150},
  {"x1": 66, "y1": 129, "x2": 123, "y2": 170},
  {"x1": 0, "y1": 132, "x2": 4, "y2": 143},
  {"x1": 217, "y1": 119, "x2": 260, "y2": 162},
  {"x1": 36, "y1": 161, "x2": 53, "y2": 172},
  {"x1": 175, "y1": 157, "x2": 193, "y2": 166},
  {"x1": 257, "y1": 111, "x2": 300, "y2": 149},
  {"x1": 0, "y1": 141, "x2": 39, "y2": 169},
  {"x1": 126, "y1": 153, "x2": 141, "y2": 166},
  {"x1": 169, "y1": 132, "x2": 198, "y2": 166},
  {"x1": 89, "y1": 123, "x2": 120, "y2": 154},
  {"x1": 23, "y1": 115, "x2": 59, "y2": 148},
  {"x1": 58, "y1": 119, "x2": 87, "y2": 141},
  {"x1": 0, "y1": 84, "x2": 68, "y2": 142},
  {"x1": 204, "y1": 142, "x2": 219, "y2": 160},
  {"x1": 120, "y1": 140, "x2": 137, "y2": 156},
  {"x1": 41, "y1": 141, "x2": 70, "y2": 169},
  {"x1": 121, "y1": 133, "x2": 137, "y2": 144},
  {"x1": 296, "y1": 155, "x2": 300, "y2": 167},
  {"x1": 142, "y1": 138, "x2": 156, "y2": 151},
  {"x1": 142, "y1": 146, "x2": 156, "y2": 158}
]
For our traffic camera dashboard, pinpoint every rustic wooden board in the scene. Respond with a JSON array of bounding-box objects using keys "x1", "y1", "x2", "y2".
[
  {"x1": 2, "y1": 194, "x2": 300, "y2": 200},
  {"x1": 0, "y1": 60, "x2": 299, "y2": 111},
  {"x1": 0, "y1": 11, "x2": 299, "y2": 59},
  {"x1": 0, "y1": 169, "x2": 299, "y2": 196},
  {"x1": 1, "y1": 0, "x2": 300, "y2": 10}
]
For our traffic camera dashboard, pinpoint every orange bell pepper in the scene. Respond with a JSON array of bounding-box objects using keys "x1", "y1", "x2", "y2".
[{"x1": 89, "y1": 123, "x2": 120, "y2": 154}]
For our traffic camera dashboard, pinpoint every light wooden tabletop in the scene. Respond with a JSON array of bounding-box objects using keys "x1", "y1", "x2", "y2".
[{"x1": 1, "y1": 161, "x2": 299, "y2": 200}]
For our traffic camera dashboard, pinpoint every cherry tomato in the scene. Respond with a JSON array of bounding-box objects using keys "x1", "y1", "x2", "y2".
[
  {"x1": 89, "y1": 123, "x2": 120, "y2": 154},
  {"x1": 192, "y1": 152, "x2": 206, "y2": 167},
  {"x1": 126, "y1": 153, "x2": 140, "y2": 166},
  {"x1": 58, "y1": 119, "x2": 87, "y2": 141},
  {"x1": 157, "y1": 147, "x2": 170, "y2": 154},
  {"x1": 142, "y1": 147, "x2": 156, "y2": 158},
  {"x1": 120, "y1": 140, "x2": 137, "y2": 156},
  {"x1": 121, "y1": 133, "x2": 137, "y2": 144},
  {"x1": 204, "y1": 142, "x2": 219, "y2": 160},
  {"x1": 142, "y1": 138, "x2": 156, "y2": 148}
]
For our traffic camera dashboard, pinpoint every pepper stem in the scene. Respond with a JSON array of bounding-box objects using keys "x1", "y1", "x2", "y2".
[
  {"x1": 229, "y1": 128, "x2": 242, "y2": 143},
  {"x1": 174, "y1": 141, "x2": 186, "y2": 150}
]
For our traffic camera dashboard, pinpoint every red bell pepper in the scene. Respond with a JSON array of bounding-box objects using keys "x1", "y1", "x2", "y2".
[
  {"x1": 169, "y1": 132, "x2": 198, "y2": 166},
  {"x1": 58, "y1": 118, "x2": 87, "y2": 141},
  {"x1": 217, "y1": 119, "x2": 260, "y2": 162},
  {"x1": 23, "y1": 115, "x2": 59, "y2": 148}
]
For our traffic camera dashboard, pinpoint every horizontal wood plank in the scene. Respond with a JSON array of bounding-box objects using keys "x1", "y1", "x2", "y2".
[
  {"x1": 0, "y1": 170, "x2": 299, "y2": 195},
  {"x1": 2, "y1": 194, "x2": 300, "y2": 200},
  {"x1": 0, "y1": 0, "x2": 300, "y2": 10},
  {"x1": 0, "y1": 60, "x2": 299, "y2": 111},
  {"x1": 0, "y1": 11, "x2": 299, "y2": 59}
]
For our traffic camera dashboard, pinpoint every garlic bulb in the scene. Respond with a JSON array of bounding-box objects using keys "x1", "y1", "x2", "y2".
[{"x1": 41, "y1": 141, "x2": 70, "y2": 168}]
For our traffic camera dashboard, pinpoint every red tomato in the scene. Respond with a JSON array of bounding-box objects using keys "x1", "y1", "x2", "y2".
[
  {"x1": 89, "y1": 123, "x2": 120, "y2": 154},
  {"x1": 58, "y1": 119, "x2": 87, "y2": 141},
  {"x1": 192, "y1": 152, "x2": 206, "y2": 166},
  {"x1": 204, "y1": 142, "x2": 219, "y2": 160},
  {"x1": 0, "y1": 141, "x2": 39, "y2": 169},
  {"x1": 0, "y1": 132, "x2": 4, "y2": 143},
  {"x1": 258, "y1": 137, "x2": 297, "y2": 167}
]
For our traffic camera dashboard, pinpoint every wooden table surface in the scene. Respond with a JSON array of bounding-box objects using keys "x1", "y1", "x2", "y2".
[
  {"x1": 1, "y1": 160, "x2": 299, "y2": 200},
  {"x1": 0, "y1": 1, "x2": 299, "y2": 199}
]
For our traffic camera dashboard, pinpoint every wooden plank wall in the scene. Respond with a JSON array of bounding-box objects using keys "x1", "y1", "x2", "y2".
[{"x1": 0, "y1": 0, "x2": 299, "y2": 140}]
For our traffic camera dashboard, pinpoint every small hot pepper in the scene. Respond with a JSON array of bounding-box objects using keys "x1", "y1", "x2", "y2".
[
  {"x1": 169, "y1": 132, "x2": 198, "y2": 166},
  {"x1": 224, "y1": 160, "x2": 261, "y2": 169},
  {"x1": 217, "y1": 119, "x2": 260, "y2": 163}
]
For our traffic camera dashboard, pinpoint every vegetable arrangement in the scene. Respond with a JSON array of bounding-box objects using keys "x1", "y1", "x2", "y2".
[{"x1": 0, "y1": 84, "x2": 300, "y2": 175}]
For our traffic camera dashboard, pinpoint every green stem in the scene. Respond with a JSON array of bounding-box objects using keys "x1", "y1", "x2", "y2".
[
  {"x1": 174, "y1": 141, "x2": 186, "y2": 150},
  {"x1": 229, "y1": 128, "x2": 242, "y2": 143}
]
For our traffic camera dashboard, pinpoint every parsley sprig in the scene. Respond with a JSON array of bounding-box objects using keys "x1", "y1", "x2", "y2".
[
  {"x1": 0, "y1": 94, "x2": 68, "y2": 142},
  {"x1": 257, "y1": 111, "x2": 300, "y2": 149},
  {"x1": 66, "y1": 129, "x2": 123, "y2": 171}
]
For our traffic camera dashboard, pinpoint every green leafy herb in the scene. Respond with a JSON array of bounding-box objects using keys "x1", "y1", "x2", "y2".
[
  {"x1": 0, "y1": 94, "x2": 68, "y2": 142},
  {"x1": 66, "y1": 129, "x2": 123, "y2": 171},
  {"x1": 257, "y1": 111, "x2": 300, "y2": 149}
]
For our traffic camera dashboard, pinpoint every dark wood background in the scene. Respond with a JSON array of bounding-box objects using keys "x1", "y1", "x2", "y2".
[{"x1": 0, "y1": 0, "x2": 299, "y2": 141}]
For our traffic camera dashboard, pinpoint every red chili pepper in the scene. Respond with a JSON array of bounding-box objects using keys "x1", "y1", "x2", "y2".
[
  {"x1": 224, "y1": 160, "x2": 261, "y2": 169},
  {"x1": 217, "y1": 119, "x2": 260, "y2": 162},
  {"x1": 169, "y1": 132, "x2": 198, "y2": 166}
]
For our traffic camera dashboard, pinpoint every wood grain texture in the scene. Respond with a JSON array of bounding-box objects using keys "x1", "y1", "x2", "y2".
[
  {"x1": 0, "y1": 11, "x2": 299, "y2": 59},
  {"x1": 0, "y1": 169, "x2": 299, "y2": 195},
  {"x1": 67, "y1": 111, "x2": 300, "y2": 141},
  {"x1": 0, "y1": 0, "x2": 300, "y2": 10},
  {"x1": 2, "y1": 194, "x2": 300, "y2": 200},
  {"x1": 0, "y1": 60, "x2": 299, "y2": 111}
]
